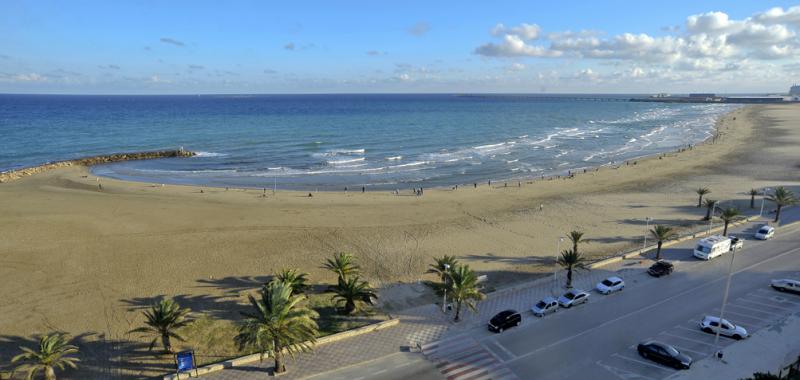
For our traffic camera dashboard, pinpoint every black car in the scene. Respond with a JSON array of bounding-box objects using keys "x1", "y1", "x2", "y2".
[
  {"x1": 488, "y1": 310, "x2": 521, "y2": 333},
  {"x1": 648, "y1": 260, "x2": 674, "y2": 277},
  {"x1": 637, "y1": 341, "x2": 692, "y2": 369}
]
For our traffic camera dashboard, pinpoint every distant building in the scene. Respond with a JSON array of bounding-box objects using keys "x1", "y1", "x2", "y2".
[
  {"x1": 791, "y1": 84, "x2": 800, "y2": 96},
  {"x1": 689, "y1": 93, "x2": 716, "y2": 98}
]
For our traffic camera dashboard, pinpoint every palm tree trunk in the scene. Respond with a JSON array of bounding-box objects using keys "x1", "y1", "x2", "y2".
[
  {"x1": 566, "y1": 266, "x2": 573, "y2": 288},
  {"x1": 454, "y1": 300, "x2": 462, "y2": 322},
  {"x1": 345, "y1": 299, "x2": 355, "y2": 314},
  {"x1": 274, "y1": 339, "x2": 286, "y2": 374},
  {"x1": 162, "y1": 333, "x2": 173, "y2": 353},
  {"x1": 723, "y1": 221, "x2": 729, "y2": 236},
  {"x1": 705, "y1": 206, "x2": 712, "y2": 220},
  {"x1": 750, "y1": 195, "x2": 755, "y2": 209},
  {"x1": 698, "y1": 195, "x2": 703, "y2": 208},
  {"x1": 775, "y1": 205, "x2": 782, "y2": 223},
  {"x1": 656, "y1": 241, "x2": 663, "y2": 260},
  {"x1": 45, "y1": 366, "x2": 56, "y2": 380}
]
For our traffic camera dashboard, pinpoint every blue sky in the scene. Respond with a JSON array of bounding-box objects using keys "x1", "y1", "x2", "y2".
[{"x1": 1, "y1": 1, "x2": 799, "y2": 94}]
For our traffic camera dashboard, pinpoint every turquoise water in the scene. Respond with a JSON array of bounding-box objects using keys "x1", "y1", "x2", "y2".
[{"x1": 0, "y1": 94, "x2": 739, "y2": 190}]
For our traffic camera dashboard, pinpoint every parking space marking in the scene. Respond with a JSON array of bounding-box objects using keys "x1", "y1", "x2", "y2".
[
  {"x1": 611, "y1": 353, "x2": 676, "y2": 373},
  {"x1": 751, "y1": 292, "x2": 800, "y2": 307},
  {"x1": 715, "y1": 310, "x2": 768, "y2": 326},
  {"x1": 737, "y1": 297, "x2": 796, "y2": 312},
  {"x1": 726, "y1": 302, "x2": 783, "y2": 317},
  {"x1": 674, "y1": 325, "x2": 713, "y2": 338},
  {"x1": 660, "y1": 343, "x2": 706, "y2": 357},
  {"x1": 596, "y1": 360, "x2": 659, "y2": 380},
  {"x1": 659, "y1": 331, "x2": 717, "y2": 348}
]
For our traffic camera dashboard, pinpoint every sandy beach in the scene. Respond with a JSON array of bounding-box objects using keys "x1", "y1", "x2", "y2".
[{"x1": 1, "y1": 104, "x2": 800, "y2": 377}]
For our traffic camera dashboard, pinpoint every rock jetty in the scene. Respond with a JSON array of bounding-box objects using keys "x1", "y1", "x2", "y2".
[{"x1": 0, "y1": 148, "x2": 196, "y2": 183}]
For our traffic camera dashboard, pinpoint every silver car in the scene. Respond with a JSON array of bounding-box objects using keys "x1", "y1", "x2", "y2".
[
  {"x1": 771, "y1": 279, "x2": 800, "y2": 295},
  {"x1": 595, "y1": 276, "x2": 625, "y2": 295},
  {"x1": 699, "y1": 316, "x2": 748, "y2": 340},
  {"x1": 558, "y1": 289, "x2": 590, "y2": 308},
  {"x1": 531, "y1": 296, "x2": 559, "y2": 317}
]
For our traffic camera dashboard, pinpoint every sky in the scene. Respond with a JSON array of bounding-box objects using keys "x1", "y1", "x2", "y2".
[{"x1": 1, "y1": 1, "x2": 800, "y2": 94}]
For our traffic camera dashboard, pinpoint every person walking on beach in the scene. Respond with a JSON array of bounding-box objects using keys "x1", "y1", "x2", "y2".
[{"x1": 362, "y1": 186, "x2": 365, "y2": 193}]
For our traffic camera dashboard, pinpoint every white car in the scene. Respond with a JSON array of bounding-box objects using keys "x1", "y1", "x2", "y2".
[
  {"x1": 754, "y1": 225, "x2": 775, "y2": 240},
  {"x1": 699, "y1": 316, "x2": 748, "y2": 340},
  {"x1": 771, "y1": 279, "x2": 800, "y2": 295},
  {"x1": 558, "y1": 289, "x2": 590, "y2": 308},
  {"x1": 531, "y1": 296, "x2": 559, "y2": 317},
  {"x1": 595, "y1": 276, "x2": 625, "y2": 295}
]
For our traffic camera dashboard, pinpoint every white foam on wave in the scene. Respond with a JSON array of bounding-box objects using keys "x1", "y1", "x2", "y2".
[
  {"x1": 327, "y1": 157, "x2": 366, "y2": 165},
  {"x1": 194, "y1": 151, "x2": 228, "y2": 157},
  {"x1": 386, "y1": 156, "x2": 403, "y2": 161}
]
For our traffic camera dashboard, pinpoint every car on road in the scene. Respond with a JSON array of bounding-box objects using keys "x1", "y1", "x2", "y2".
[
  {"x1": 754, "y1": 225, "x2": 775, "y2": 240},
  {"x1": 693, "y1": 235, "x2": 731, "y2": 260},
  {"x1": 558, "y1": 289, "x2": 589, "y2": 308},
  {"x1": 648, "y1": 260, "x2": 674, "y2": 277},
  {"x1": 729, "y1": 236, "x2": 744, "y2": 251},
  {"x1": 488, "y1": 310, "x2": 521, "y2": 333},
  {"x1": 771, "y1": 279, "x2": 800, "y2": 294},
  {"x1": 637, "y1": 340, "x2": 693, "y2": 370},
  {"x1": 699, "y1": 316, "x2": 748, "y2": 340},
  {"x1": 595, "y1": 276, "x2": 625, "y2": 294},
  {"x1": 531, "y1": 296, "x2": 559, "y2": 317}
]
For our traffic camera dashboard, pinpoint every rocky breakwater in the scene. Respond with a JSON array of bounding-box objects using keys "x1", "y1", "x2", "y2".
[{"x1": 0, "y1": 148, "x2": 196, "y2": 183}]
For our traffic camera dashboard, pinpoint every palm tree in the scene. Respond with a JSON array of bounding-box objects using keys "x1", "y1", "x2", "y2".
[
  {"x1": 749, "y1": 189, "x2": 759, "y2": 209},
  {"x1": 12, "y1": 333, "x2": 79, "y2": 380},
  {"x1": 275, "y1": 269, "x2": 310, "y2": 295},
  {"x1": 703, "y1": 198, "x2": 717, "y2": 221},
  {"x1": 650, "y1": 225, "x2": 677, "y2": 260},
  {"x1": 235, "y1": 281, "x2": 319, "y2": 375},
  {"x1": 129, "y1": 298, "x2": 193, "y2": 353},
  {"x1": 557, "y1": 249, "x2": 589, "y2": 288},
  {"x1": 447, "y1": 264, "x2": 485, "y2": 322},
  {"x1": 766, "y1": 186, "x2": 798, "y2": 223},
  {"x1": 328, "y1": 276, "x2": 377, "y2": 315},
  {"x1": 426, "y1": 255, "x2": 458, "y2": 282},
  {"x1": 567, "y1": 230, "x2": 585, "y2": 256},
  {"x1": 720, "y1": 207, "x2": 741, "y2": 236},
  {"x1": 323, "y1": 252, "x2": 360, "y2": 282},
  {"x1": 696, "y1": 187, "x2": 711, "y2": 208}
]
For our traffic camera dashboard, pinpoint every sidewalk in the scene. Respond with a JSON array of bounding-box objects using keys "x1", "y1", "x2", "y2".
[{"x1": 195, "y1": 206, "x2": 799, "y2": 380}]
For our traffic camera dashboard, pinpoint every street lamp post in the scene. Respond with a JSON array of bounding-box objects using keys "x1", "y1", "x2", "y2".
[
  {"x1": 555, "y1": 237, "x2": 564, "y2": 291},
  {"x1": 442, "y1": 263, "x2": 450, "y2": 313},
  {"x1": 759, "y1": 188, "x2": 771, "y2": 218},
  {"x1": 707, "y1": 201, "x2": 719, "y2": 235},
  {"x1": 643, "y1": 217, "x2": 652, "y2": 250},
  {"x1": 714, "y1": 244, "x2": 737, "y2": 354}
]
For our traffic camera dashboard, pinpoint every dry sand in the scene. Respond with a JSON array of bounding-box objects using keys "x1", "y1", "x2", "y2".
[{"x1": 1, "y1": 104, "x2": 799, "y2": 378}]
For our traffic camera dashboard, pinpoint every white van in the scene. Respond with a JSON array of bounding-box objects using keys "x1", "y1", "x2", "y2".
[{"x1": 693, "y1": 235, "x2": 731, "y2": 260}]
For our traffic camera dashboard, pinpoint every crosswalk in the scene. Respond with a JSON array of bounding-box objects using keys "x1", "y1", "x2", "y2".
[{"x1": 421, "y1": 335, "x2": 518, "y2": 380}]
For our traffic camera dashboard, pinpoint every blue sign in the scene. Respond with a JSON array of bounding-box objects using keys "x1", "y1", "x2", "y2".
[{"x1": 176, "y1": 351, "x2": 195, "y2": 372}]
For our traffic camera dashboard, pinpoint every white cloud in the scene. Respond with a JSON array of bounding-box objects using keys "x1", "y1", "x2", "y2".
[
  {"x1": 13, "y1": 73, "x2": 47, "y2": 82},
  {"x1": 754, "y1": 6, "x2": 800, "y2": 28},
  {"x1": 491, "y1": 23, "x2": 541, "y2": 40},
  {"x1": 475, "y1": 34, "x2": 561, "y2": 57}
]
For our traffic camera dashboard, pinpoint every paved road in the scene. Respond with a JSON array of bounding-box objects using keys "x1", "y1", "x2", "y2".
[{"x1": 319, "y1": 216, "x2": 800, "y2": 380}]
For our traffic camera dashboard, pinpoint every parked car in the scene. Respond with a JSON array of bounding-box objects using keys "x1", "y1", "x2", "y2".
[
  {"x1": 637, "y1": 340, "x2": 693, "y2": 369},
  {"x1": 699, "y1": 316, "x2": 748, "y2": 340},
  {"x1": 595, "y1": 276, "x2": 625, "y2": 295},
  {"x1": 754, "y1": 225, "x2": 775, "y2": 240},
  {"x1": 558, "y1": 289, "x2": 590, "y2": 308},
  {"x1": 488, "y1": 310, "x2": 521, "y2": 333},
  {"x1": 771, "y1": 279, "x2": 800, "y2": 295},
  {"x1": 729, "y1": 236, "x2": 744, "y2": 251},
  {"x1": 531, "y1": 296, "x2": 559, "y2": 317},
  {"x1": 648, "y1": 261, "x2": 674, "y2": 277}
]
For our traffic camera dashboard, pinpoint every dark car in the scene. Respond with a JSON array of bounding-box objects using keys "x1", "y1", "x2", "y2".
[
  {"x1": 648, "y1": 260, "x2": 674, "y2": 277},
  {"x1": 488, "y1": 310, "x2": 521, "y2": 333},
  {"x1": 637, "y1": 341, "x2": 692, "y2": 369}
]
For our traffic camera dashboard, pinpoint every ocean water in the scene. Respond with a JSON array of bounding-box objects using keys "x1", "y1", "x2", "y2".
[{"x1": 0, "y1": 94, "x2": 740, "y2": 190}]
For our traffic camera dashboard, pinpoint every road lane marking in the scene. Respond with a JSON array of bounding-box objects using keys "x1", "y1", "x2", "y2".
[
  {"x1": 612, "y1": 353, "x2": 676, "y2": 372},
  {"x1": 482, "y1": 340, "x2": 517, "y2": 362},
  {"x1": 503, "y1": 246, "x2": 800, "y2": 366}
]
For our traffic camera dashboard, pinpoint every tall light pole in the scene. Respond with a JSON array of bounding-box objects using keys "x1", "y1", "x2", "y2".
[
  {"x1": 714, "y1": 243, "x2": 737, "y2": 354},
  {"x1": 442, "y1": 263, "x2": 450, "y2": 313},
  {"x1": 555, "y1": 237, "x2": 565, "y2": 291},
  {"x1": 759, "y1": 188, "x2": 771, "y2": 218},
  {"x1": 707, "y1": 201, "x2": 719, "y2": 235},
  {"x1": 643, "y1": 217, "x2": 652, "y2": 250}
]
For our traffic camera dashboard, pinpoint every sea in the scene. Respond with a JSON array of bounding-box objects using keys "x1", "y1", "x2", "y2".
[{"x1": 0, "y1": 94, "x2": 741, "y2": 190}]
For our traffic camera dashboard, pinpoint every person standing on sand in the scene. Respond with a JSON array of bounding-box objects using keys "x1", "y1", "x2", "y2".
[
  {"x1": 362, "y1": 186, "x2": 365, "y2": 193},
  {"x1": 474, "y1": 183, "x2": 477, "y2": 188}
]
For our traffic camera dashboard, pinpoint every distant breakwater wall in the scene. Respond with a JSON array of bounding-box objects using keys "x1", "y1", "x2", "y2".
[{"x1": 0, "y1": 149, "x2": 196, "y2": 183}]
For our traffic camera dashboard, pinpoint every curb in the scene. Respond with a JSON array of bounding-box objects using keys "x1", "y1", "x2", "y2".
[{"x1": 163, "y1": 318, "x2": 400, "y2": 380}]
